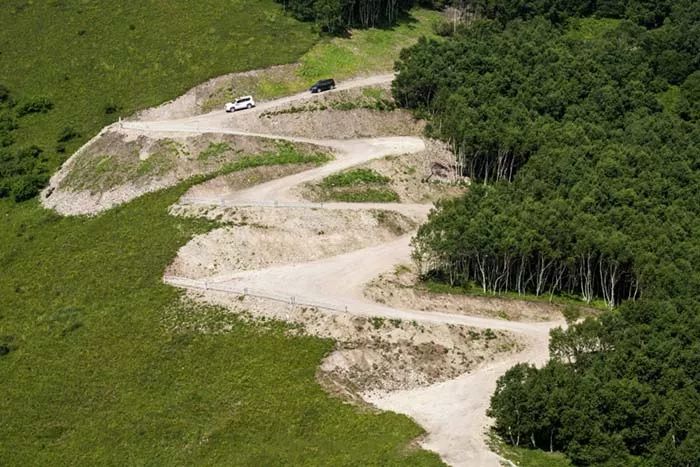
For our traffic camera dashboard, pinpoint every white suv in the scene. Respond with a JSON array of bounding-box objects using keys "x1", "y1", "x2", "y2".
[{"x1": 225, "y1": 95, "x2": 255, "y2": 112}]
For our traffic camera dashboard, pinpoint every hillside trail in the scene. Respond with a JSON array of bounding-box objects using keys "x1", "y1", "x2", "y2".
[{"x1": 121, "y1": 75, "x2": 562, "y2": 466}]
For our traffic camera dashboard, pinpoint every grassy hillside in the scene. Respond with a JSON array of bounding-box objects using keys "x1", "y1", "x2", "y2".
[
  {"x1": 0, "y1": 2, "x2": 438, "y2": 201},
  {"x1": 205, "y1": 8, "x2": 441, "y2": 108},
  {"x1": 0, "y1": 178, "x2": 441, "y2": 465},
  {"x1": 0, "y1": 0, "x2": 317, "y2": 181},
  {"x1": 0, "y1": 1, "x2": 443, "y2": 464}
]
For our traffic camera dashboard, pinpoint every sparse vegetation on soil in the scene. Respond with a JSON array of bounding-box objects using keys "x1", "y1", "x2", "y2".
[
  {"x1": 182, "y1": 163, "x2": 320, "y2": 199},
  {"x1": 167, "y1": 206, "x2": 416, "y2": 278},
  {"x1": 259, "y1": 87, "x2": 397, "y2": 117},
  {"x1": 46, "y1": 136, "x2": 331, "y2": 215},
  {"x1": 308, "y1": 168, "x2": 400, "y2": 202},
  {"x1": 301, "y1": 140, "x2": 467, "y2": 204},
  {"x1": 365, "y1": 264, "x2": 567, "y2": 322},
  {"x1": 223, "y1": 85, "x2": 425, "y2": 140}
]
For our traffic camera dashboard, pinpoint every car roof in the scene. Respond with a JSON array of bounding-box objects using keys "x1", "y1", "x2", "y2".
[{"x1": 236, "y1": 95, "x2": 252, "y2": 100}]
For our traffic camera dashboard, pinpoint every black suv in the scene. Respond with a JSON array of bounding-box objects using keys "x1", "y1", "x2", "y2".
[{"x1": 310, "y1": 78, "x2": 336, "y2": 93}]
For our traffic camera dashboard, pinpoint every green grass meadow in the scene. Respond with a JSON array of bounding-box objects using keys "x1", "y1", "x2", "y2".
[
  {"x1": 0, "y1": 0, "x2": 317, "y2": 174},
  {"x1": 0, "y1": 180, "x2": 440, "y2": 465},
  {"x1": 216, "y1": 8, "x2": 441, "y2": 104},
  {"x1": 299, "y1": 8, "x2": 439, "y2": 80},
  {"x1": 0, "y1": 1, "x2": 443, "y2": 464}
]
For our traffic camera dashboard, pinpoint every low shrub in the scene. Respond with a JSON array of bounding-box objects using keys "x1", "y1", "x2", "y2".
[
  {"x1": 0, "y1": 84, "x2": 11, "y2": 105},
  {"x1": 0, "y1": 145, "x2": 50, "y2": 201},
  {"x1": 57, "y1": 126, "x2": 80, "y2": 143},
  {"x1": 321, "y1": 168, "x2": 389, "y2": 187},
  {"x1": 104, "y1": 101, "x2": 120, "y2": 115},
  {"x1": 16, "y1": 97, "x2": 53, "y2": 116}
]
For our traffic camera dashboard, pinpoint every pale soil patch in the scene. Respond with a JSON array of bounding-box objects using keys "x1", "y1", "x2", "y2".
[
  {"x1": 300, "y1": 139, "x2": 467, "y2": 204},
  {"x1": 42, "y1": 129, "x2": 326, "y2": 216},
  {"x1": 365, "y1": 264, "x2": 565, "y2": 322},
  {"x1": 363, "y1": 139, "x2": 468, "y2": 203},
  {"x1": 181, "y1": 163, "x2": 317, "y2": 200},
  {"x1": 227, "y1": 85, "x2": 425, "y2": 139},
  {"x1": 166, "y1": 206, "x2": 416, "y2": 279},
  {"x1": 236, "y1": 108, "x2": 423, "y2": 140},
  {"x1": 185, "y1": 290, "x2": 521, "y2": 393}
]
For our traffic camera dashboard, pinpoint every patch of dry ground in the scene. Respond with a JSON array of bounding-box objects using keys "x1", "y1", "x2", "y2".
[
  {"x1": 186, "y1": 291, "x2": 521, "y2": 393},
  {"x1": 42, "y1": 82, "x2": 418, "y2": 216},
  {"x1": 365, "y1": 264, "x2": 565, "y2": 322},
  {"x1": 166, "y1": 205, "x2": 416, "y2": 279},
  {"x1": 251, "y1": 108, "x2": 423, "y2": 139},
  {"x1": 361, "y1": 139, "x2": 467, "y2": 203},
  {"x1": 182, "y1": 163, "x2": 318, "y2": 199},
  {"x1": 42, "y1": 129, "x2": 327, "y2": 216},
  {"x1": 229, "y1": 86, "x2": 425, "y2": 139},
  {"x1": 300, "y1": 139, "x2": 467, "y2": 204}
]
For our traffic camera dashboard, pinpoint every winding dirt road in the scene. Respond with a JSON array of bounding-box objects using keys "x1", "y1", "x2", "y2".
[{"x1": 121, "y1": 76, "x2": 562, "y2": 466}]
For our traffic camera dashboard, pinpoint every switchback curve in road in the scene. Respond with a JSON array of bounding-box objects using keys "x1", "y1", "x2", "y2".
[{"x1": 117, "y1": 75, "x2": 560, "y2": 466}]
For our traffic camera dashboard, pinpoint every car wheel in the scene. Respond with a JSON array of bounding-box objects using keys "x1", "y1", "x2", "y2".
[{"x1": 247, "y1": 104, "x2": 252, "y2": 109}]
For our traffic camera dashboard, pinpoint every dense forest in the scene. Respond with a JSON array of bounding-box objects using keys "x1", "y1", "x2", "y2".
[
  {"x1": 276, "y1": 0, "x2": 695, "y2": 32},
  {"x1": 275, "y1": 0, "x2": 442, "y2": 31},
  {"x1": 399, "y1": 5, "x2": 700, "y2": 307},
  {"x1": 489, "y1": 299, "x2": 700, "y2": 465},
  {"x1": 393, "y1": 0, "x2": 700, "y2": 465}
]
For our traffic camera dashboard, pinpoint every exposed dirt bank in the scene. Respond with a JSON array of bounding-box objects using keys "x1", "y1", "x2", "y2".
[
  {"x1": 365, "y1": 264, "x2": 565, "y2": 322},
  {"x1": 185, "y1": 291, "x2": 521, "y2": 393},
  {"x1": 300, "y1": 139, "x2": 467, "y2": 204},
  {"x1": 42, "y1": 129, "x2": 326, "y2": 216},
  {"x1": 167, "y1": 206, "x2": 417, "y2": 279}
]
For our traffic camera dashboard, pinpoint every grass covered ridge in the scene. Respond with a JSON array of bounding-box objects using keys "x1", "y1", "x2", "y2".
[
  {"x1": 0, "y1": 0, "x2": 318, "y2": 200},
  {"x1": 0, "y1": 176, "x2": 441, "y2": 465},
  {"x1": 208, "y1": 8, "x2": 440, "y2": 108},
  {"x1": 58, "y1": 135, "x2": 331, "y2": 196}
]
